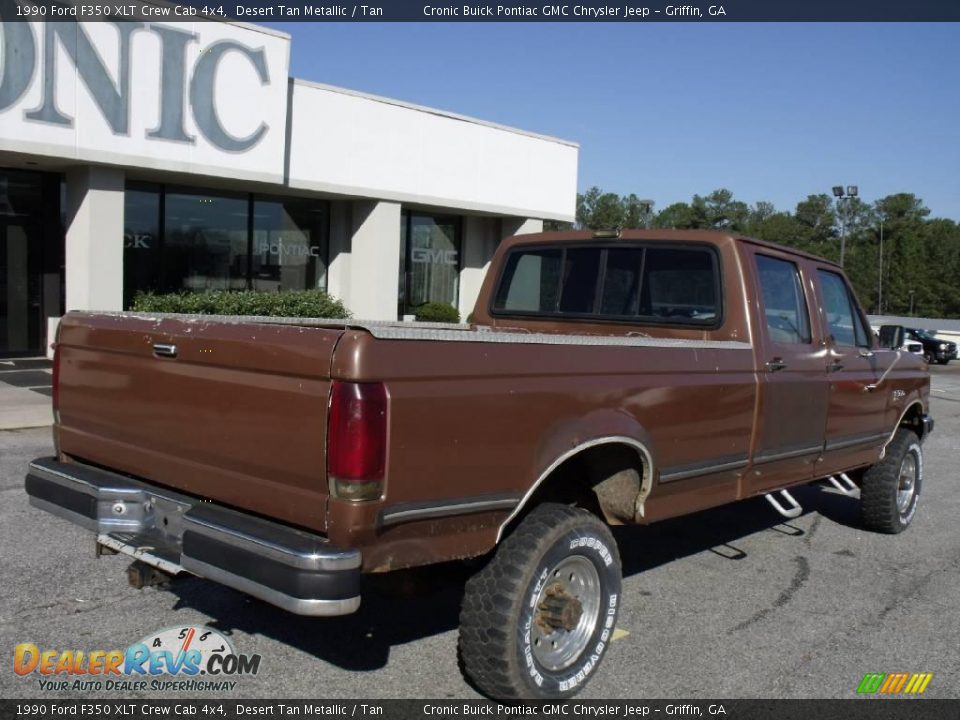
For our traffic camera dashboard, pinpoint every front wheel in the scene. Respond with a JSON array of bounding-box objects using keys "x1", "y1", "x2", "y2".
[
  {"x1": 458, "y1": 503, "x2": 622, "y2": 699},
  {"x1": 861, "y1": 429, "x2": 923, "y2": 534}
]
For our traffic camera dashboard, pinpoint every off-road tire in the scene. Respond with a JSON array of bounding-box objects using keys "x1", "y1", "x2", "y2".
[
  {"x1": 458, "y1": 503, "x2": 622, "y2": 700},
  {"x1": 861, "y1": 429, "x2": 923, "y2": 534}
]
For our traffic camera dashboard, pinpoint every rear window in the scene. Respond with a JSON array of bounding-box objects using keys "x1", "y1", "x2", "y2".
[{"x1": 492, "y1": 244, "x2": 720, "y2": 326}]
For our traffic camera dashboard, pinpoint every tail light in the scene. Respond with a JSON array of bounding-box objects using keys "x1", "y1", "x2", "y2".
[{"x1": 327, "y1": 381, "x2": 388, "y2": 501}]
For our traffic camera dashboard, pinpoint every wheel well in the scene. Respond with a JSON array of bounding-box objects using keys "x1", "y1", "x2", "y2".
[
  {"x1": 899, "y1": 402, "x2": 927, "y2": 441},
  {"x1": 500, "y1": 443, "x2": 648, "y2": 540}
]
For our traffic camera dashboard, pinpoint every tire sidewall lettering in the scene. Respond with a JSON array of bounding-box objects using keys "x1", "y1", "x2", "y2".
[
  {"x1": 518, "y1": 530, "x2": 621, "y2": 697},
  {"x1": 899, "y1": 442, "x2": 923, "y2": 525}
]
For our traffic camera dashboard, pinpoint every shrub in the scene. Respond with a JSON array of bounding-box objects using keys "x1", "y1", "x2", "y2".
[
  {"x1": 130, "y1": 290, "x2": 351, "y2": 319},
  {"x1": 413, "y1": 302, "x2": 461, "y2": 323}
]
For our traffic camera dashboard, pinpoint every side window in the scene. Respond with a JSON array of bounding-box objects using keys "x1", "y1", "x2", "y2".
[
  {"x1": 558, "y1": 248, "x2": 602, "y2": 313},
  {"x1": 817, "y1": 270, "x2": 869, "y2": 348},
  {"x1": 493, "y1": 249, "x2": 562, "y2": 312},
  {"x1": 755, "y1": 255, "x2": 811, "y2": 344},
  {"x1": 600, "y1": 248, "x2": 643, "y2": 315},
  {"x1": 639, "y1": 248, "x2": 718, "y2": 323}
]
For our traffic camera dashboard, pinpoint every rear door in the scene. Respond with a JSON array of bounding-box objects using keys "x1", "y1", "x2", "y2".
[
  {"x1": 56, "y1": 313, "x2": 344, "y2": 532},
  {"x1": 744, "y1": 247, "x2": 829, "y2": 493},
  {"x1": 813, "y1": 268, "x2": 891, "y2": 474}
]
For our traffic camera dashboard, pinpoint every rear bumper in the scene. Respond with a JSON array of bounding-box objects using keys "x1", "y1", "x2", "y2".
[{"x1": 25, "y1": 457, "x2": 361, "y2": 616}]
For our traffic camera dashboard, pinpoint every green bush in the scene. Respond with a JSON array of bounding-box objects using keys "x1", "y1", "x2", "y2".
[
  {"x1": 130, "y1": 290, "x2": 351, "y2": 319},
  {"x1": 413, "y1": 302, "x2": 461, "y2": 323}
]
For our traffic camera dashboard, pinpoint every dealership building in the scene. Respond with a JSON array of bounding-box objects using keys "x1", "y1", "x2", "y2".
[{"x1": 0, "y1": 18, "x2": 577, "y2": 356}]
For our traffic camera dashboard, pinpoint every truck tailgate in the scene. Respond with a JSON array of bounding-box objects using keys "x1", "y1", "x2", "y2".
[{"x1": 54, "y1": 313, "x2": 343, "y2": 533}]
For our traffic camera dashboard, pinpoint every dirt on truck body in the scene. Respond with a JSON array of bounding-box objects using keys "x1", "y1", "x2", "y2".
[{"x1": 26, "y1": 229, "x2": 933, "y2": 699}]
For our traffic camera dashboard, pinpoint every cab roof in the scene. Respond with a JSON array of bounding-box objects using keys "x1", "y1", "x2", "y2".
[{"x1": 502, "y1": 229, "x2": 841, "y2": 268}]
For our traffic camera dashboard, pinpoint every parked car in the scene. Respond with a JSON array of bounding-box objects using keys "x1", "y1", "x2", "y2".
[
  {"x1": 26, "y1": 229, "x2": 933, "y2": 699},
  {"x1": 905, "y1": 328, "x2": 957, "y2": 365}
]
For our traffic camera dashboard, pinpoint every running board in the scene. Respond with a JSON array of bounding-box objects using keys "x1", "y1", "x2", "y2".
[
  {"x1": 764, "y1": 489, "x2": 802, "y2": 519},
  {"x1": 826, "y1": 473, "x2": 859, "y2": 496}
]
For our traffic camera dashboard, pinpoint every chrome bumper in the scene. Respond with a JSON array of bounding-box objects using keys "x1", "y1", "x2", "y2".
[{"x1": 25, "y1": 457, "x2": 361, "y2": 616}]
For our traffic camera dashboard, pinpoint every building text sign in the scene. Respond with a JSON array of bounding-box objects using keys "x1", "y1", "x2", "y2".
[{"x1": 0, "y1": 19, "x2": 290, "y2": 182}]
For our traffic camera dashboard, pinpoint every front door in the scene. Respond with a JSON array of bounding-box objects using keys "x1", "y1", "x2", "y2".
[
  {"x1": 746, "y1": 248, "x2": 829, "y2": 494},
  {"x1": 814, "y1": 267, "x2": 891, "y2": 474},
  {"x1": 0, "y1": 219, "x2": 43, "y2": 356}
]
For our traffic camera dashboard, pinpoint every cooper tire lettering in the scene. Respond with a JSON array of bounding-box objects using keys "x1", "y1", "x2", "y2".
[{"x1": 459, "y1": 503, "x2": 622, "y2": 699}]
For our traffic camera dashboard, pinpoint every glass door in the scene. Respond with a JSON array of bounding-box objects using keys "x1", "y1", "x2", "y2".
[
  {"x1": 0, "y1": 219, "x2": 43, "y2": 356},
  {"x1": 0, "y1": 170, "x2": 47, "y2": 357},
  {"x1": 400, "y1": 212, "x2": 462, "y2": 318}
]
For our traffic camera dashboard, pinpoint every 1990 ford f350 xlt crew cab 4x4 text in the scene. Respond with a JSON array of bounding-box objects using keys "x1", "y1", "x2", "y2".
[{"x1": 26, "y1": 229, "x2": 933, "y2": 699}]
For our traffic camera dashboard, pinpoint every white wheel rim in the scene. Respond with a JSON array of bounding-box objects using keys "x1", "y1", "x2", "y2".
[
  {"x1": 897, "y1": 449, "x2": 919, "y2": 516},
  {"x1": 531, "y1": 555, "x2": 602, "y2": 672}
]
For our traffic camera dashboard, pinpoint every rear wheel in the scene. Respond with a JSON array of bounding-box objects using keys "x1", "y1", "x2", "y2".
[
  {"x1": 861, "y1": 429, "x2": 922, "y2": 534},
  {"x1": 458, "y1": 503, "x2": 621, "y2": 699}
]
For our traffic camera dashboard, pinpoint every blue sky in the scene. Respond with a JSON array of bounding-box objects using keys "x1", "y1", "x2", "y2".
[{"x1": 265, "y1": 22, "x2": 960, "y2": 221}]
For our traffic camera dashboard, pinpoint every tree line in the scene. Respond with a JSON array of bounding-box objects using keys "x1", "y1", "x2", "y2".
[{"x1": 545, "y1": 187, "x2": 960, "y2": 319}]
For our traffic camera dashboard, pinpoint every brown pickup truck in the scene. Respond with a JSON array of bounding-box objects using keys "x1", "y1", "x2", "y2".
[{"x1": 26, "y1": 229, "x2": 933, "y2": 699}]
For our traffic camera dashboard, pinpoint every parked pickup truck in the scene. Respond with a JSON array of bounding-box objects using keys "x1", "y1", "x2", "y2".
[
  {"x1": 904, "y1": 328, "x2": 958, "y2": 365},
  {"x1": 26, "y1": 229, "x2": 933, "y2": 699}
]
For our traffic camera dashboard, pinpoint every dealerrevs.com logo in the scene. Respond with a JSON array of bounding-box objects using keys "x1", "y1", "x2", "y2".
[
  {"x1": 14, "y1": 626, "x2": 261, "y2": 692},
  {"x1": 856, "y1": 672, "x2": 933, "y2": 695}
]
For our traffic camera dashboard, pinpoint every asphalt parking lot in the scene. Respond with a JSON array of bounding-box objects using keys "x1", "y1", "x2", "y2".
[{"x1": 2, "y1": 363, "x2": 959, "y2": 701}]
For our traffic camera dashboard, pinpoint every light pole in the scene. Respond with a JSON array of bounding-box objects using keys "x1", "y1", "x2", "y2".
[
  {"x1": 877, "y1": 220, "x2": 884, "y2": 314},
  {"x1": 639, "y1": 199, "x2": 654, "y2": 228},
  {"x1": 909, "y1": 291, "x2": 915, "y2": 316},
  {"x1": 832, "y1": 184, "x2": 858, "y2": 267}
]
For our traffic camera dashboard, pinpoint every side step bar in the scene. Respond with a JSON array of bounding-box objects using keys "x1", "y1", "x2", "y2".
[
  {"x1": 826, "y1": 473, "x2": 859, "y2": 496},
  {"x1": 764, "y1": 489, "x2": 802, "y2": 519}
]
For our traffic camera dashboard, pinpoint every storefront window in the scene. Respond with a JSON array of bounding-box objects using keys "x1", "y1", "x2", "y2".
[
  {"x1": 401, "y1": 211, "x2": 461, "y2": 316},
  {"x1": 252, "y1": 198, "x2": 328, "y2": 292},
  {"x1": 123, "y1": 184, "x2": 161, "y2": 305},
  {"x1": 122, "y1": 184, "x2": 330, "y2": 307},
  {"x1": 163, "y1": 190, "x2": 249, "y2": 292}
]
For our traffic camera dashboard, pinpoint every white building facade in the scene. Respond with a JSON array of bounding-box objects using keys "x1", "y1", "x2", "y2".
[{"x1": 0, "y1": 19, "x2": 577, "y2": 356}]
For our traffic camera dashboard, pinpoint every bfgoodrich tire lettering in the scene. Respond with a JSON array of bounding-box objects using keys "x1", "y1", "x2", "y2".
[
  {"x1": 458, "y1": 503, "x2": 622, "y2": 699},
  {"x1": 861, "y1": 428, "x2": 923, "y2": 534}
]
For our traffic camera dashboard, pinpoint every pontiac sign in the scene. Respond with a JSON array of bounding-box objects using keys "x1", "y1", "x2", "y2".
[{"x1": 0, "y1": 19, "x2": 290, "y2": 181}]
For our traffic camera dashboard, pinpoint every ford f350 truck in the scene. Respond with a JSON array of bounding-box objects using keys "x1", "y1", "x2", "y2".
[{"x1": 26, "y1": 229, "x2": 933, "y2": 699}]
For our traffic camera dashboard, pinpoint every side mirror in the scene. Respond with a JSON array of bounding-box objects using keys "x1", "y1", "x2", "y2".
[{"x1": 879, "y1": 325, "x2": 905, "y2": 350}]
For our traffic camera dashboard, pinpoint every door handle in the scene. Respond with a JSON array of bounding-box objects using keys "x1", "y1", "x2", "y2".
[
  {"x1": 827, "y1": 360, "x2": 844, "y2": 372},
  {"x1": 152, "y1": 343, "x2": 177, "y2": 358},
  {"x1": 765, "y1": 359, "x2": 788, "y2": 372}
]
